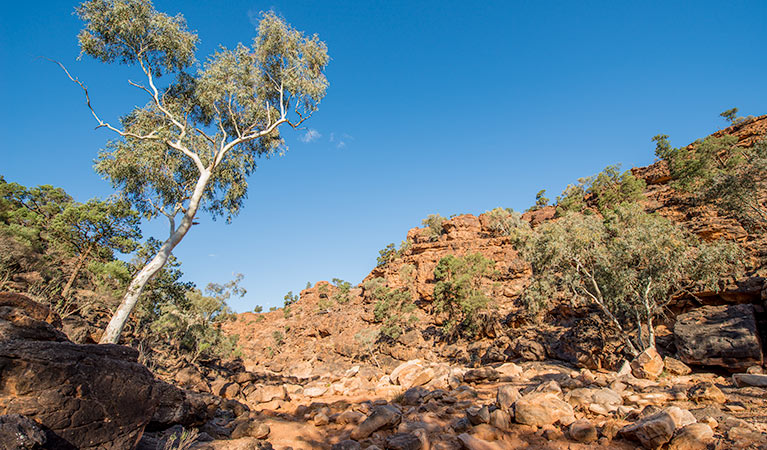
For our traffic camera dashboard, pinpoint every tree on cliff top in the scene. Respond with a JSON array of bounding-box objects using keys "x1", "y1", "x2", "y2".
[{"x1": 60, "y1": 0, "x2": 329, "y2": 343}]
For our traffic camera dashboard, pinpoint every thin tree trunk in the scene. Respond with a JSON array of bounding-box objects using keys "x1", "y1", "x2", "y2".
[
  {"x1": 100, "y1": 170, "x2": 211, "y2": 344},
  {"x1": 62, "y1": 243, "x2": 94, "y2": 298}
]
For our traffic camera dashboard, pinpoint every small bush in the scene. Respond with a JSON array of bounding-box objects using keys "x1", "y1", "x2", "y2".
[
  {"x1": 421, "y1": 214, "x2": 447, "y2": 241},
  {"x1": 253, "y1": 305, "x2": 263, "y2": 313},
  {"x1": 484, "y1": 207, "x2": 525, "y2": 237},
  {"x1": 272, "y1": 331, "x2": 284, "y2": 347},
  {"x1": 433, "y1": 253, "x2": 497, "y2": 336},
  {"x1": 284, "y1": 290, "x2": 299, "y2": 306},
  {"x1": 332, "y1": 278, "x2": 352, "y2": 303},
  {"x1": 364, "y1": 277, "x2": 418, "y2": 340}
]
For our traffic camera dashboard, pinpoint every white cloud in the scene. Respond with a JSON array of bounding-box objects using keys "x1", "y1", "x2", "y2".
[
  {"x1": 299, "y1": 128, "x2": 322, "y2": 143},
  {"x1": 329, "y1": 132, "x2": 354, "y2": 149}
]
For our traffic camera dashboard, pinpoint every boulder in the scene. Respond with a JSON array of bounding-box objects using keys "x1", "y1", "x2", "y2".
[
  {"x1": 150, "y1": 382, "x2": 220, "y2": 429},
  {"x1": 384, "y1": 432, "x2": 422, "y2": 450},
  {"x1": 630, "y1": 347, "x2": 664, "y2": 380},
  {"x1": 620, "y1": 407, "x2": 696, "y2": 449},
  {"x1": 668, "y1": 423, "x2": 714, "y2": 450},
  {"x1": 457, "y1": 433, "x2": 504, "y2": 450},
  {"x1": 351, "y1": 404, "x2": 401, "y2": 440},
  {"x1": 569, "y1": 419, "x2": 598, "y2": 443},
  {"x1": 663, "y1": 357, "x2": 691, "y2": 376},
  {"x1": 687, "y1": 382, "x2": 726, "y2": 404},
  {"x1": 496, "y1": 384, "x2": 520, "y2": 411},
  {"x1": 674, "y1": 304, "x2": 763, "y2": 370},
  {"x1": 514, "y1": 392, "x2": 574, "y2": 427},
  {"x1": 732, "y1": 373, "x2": 767, "y2": 387},
  {"x1": 0, "y1": 293, "x2": 161, "y2": 449},
  {"x1": 332, "y1": 440, "x2": 362, "y2": 450}
]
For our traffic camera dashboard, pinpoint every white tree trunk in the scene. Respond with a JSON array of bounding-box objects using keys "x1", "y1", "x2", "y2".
[{"x1": 100, "y1": 170, "x2": 211, "y2": 344}]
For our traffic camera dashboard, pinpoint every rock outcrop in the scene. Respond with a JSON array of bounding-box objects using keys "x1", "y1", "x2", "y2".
[{"x1": 0, "y1": 292, "x2": 161, "y2": 449}]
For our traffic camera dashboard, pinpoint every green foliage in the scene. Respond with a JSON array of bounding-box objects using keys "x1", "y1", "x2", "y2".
[
  {"x1": 272, "y1": 330, "x2": 284, "y2": 347},
  {"x1": 253, "y1": 305, "x2": 263, "y2": 313},
  {"x1": 150, "y1": 274, "x2": 245, "y2": 362},
  {"x1": 305, "y1": 281, "x2": 312, "y2": 289},
  {"x1": 720, "y1": 108, "x2": 739, "y2": 123},
  {"x1": 432, "y1": 253, "x2": 496, "y2": 336},
  {"x1": 526, "y1": 190, "x2": 550, "y2": 212},
  {"x1": 363, "y1": 277, "x2": 417, "y2": 340},
  {"x1": 484, "y1": 207, "x2": 524, "y2": 237},
  {"x1": 282, "y1": 306, "x2": 292, "y2": 319},
  {"x1": 269, "y1": 306, "x2": 277, "y2": 312},
  {"x1": 421, "y1": 214, "x2": 446, "y2": 241},
  {"x1": 655, "y1": 131, "x2": 767, "y2": 230},
  {"x1": 515, "y1": 204, "x2": 743, "y2": 353},
  {"x1": 331, "y1": 278, "x2": 352, "y2": 304},
  {"x1": 376, "y1": 240, "x2": 412, "y2": 267},
  {"x1": 556, "y1": 165, "x2": 645, "y2": 216},
  {"x1": 284, "y1": 290, "x2": 299, "y2": 306},
  {"x1": 317, "y1": 297, "x2": 334, "y2": 312}
]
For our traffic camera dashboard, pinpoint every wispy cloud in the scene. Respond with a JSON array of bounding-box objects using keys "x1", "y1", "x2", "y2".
[
  {"x1": 299, "y1": 128, "x2": 322, "y2": 143},
  {"x1": 329, "y1": 132, "x2": 354, "y2": 149}
]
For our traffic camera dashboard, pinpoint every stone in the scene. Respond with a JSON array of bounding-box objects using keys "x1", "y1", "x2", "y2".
[
  {"x1": 489, "y1": 408, "x2": 511, "y2": 431},
  {"x1": 620, "y1": 407, "x2": 696, "y2": 449},
  {"x1": 630, "y1": 347, "x2": 664, "y2": 380},
  {"x1": 732, "y1": 373, "x2": 767, "y2": 387},
  {"x1": 230, "y1": 420, "x2": 270, "y2": 440},
  {"x1": 569, "y1": 419, "x2": 598, "y2": 443},
  {"x1": 332, "y1": 440, "x2": 362, "y2": 450},
  {"x1": 0, "y1": 294, "x2": 161, "y2": 450},
  {"x1": 496, "y1": 384, "x2": 520, "y2": 411},
  {"x1": 0, "y1": 414, "x2": 46, "y2": 450},
  {"x1": 514, "y1": 392, "x2": 574, "y2": 427},
  {"x1": 337, "y1": 410, "x2": 365, "y2": 425},
  {"x1": 663, "y1": 357, "x2": 692, "y2": 375},
  {"x1": 384, "y1": 432, "x2": 422, "y2": 450},
  {"x1": 151, "y1": 382, "x2": 219, "y2": 428},
  {"x1": 463, "y1": 367, "x2": 499, "y2": 383},
  {"x1": 495, "y1": 362, "x2": 523, "y2": 378},
  {"x1": 668, "y1": 423, "x2": 714, "y2": 450},
  {"x1": 687, "y1": 382, "x2": 726, "y2": 404},
  {"x1": 313, "y1": 412, "x2": 330, "y2": 426},
  {"x1": 303, "y1": 385, "x2": 328, "y2": 398},
  {"x1": 351, "y1": 405, "x2": 401, "y2": 440},
  {"x1": 457, "y1": 433, "x2": 504, "y2": 450},
  {"x1": 674, "y1": 304, "x2": 763, "y2": 370}
]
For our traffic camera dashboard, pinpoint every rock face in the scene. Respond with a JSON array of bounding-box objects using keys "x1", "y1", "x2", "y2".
[
  {"x1": 0, "y1": 292, "x2": 161, "y2": 449},
  {"x1": 674, "y1": 304, "x2": 763, "y2": 370},
  {"x1": 0, "y1": 414, "x2": 47, "y2": 449}
]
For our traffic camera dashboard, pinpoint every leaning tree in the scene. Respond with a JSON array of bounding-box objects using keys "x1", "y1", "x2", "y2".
[{"x1": 59, "y1": 0, "x2": 329, "y2": 343}]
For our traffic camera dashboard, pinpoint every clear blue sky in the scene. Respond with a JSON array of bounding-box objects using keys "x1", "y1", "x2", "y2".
[{"x1": 1, "y1": 1, "x2": 765, "y2": 311}]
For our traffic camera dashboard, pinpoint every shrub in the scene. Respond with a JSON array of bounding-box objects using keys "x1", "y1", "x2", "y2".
[
  {"x1": 484, "y1": 207, "x2": 525, "y2": 237},
  {"x1": 421, "y1": 214, "x2": 447, "y2": 241},
  {"x1": 556, "y1": 164, "x2": 645, "y2": 216},
  {"x1": 332, "y1": 278, "x2": 352, "y2": 303},
  {"x1": 253, "y1": 305, "x2": 263, "y2": 313},
  {"x1": 363, "y1": 277, "x2": 417, "y2": 340},
  {"x1": 432, "y1": 253, "x2": 496, "y2": 336},
  {"x1": 272, "y1": 331, "x2": 284, "y2": 347},
  {"x1": 284, "y1": 290, "x2": 299, "y2": 306}
]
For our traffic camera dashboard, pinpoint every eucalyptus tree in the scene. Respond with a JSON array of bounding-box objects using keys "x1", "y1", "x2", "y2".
[{"x1": 60, "y1": 0, "x2": 329, "y2": 343}]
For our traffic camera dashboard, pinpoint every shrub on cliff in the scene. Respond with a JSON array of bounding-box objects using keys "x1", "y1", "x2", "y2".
[
  {"x1": 484, "y1": 207, "x2": 525, "y2": 237},
  {"x1": 433, "y1": 253, "x2": 497, "y2": 337},
  {"x1": 421, "y1": 214, "x2": 447, "y2": 241},
  {"x1": 515, "y1": 203, "x2": 743, "y2": 355},
  {"x1": 364, "y1": 277, "x2": 417, "y2": 340},
  {"x1": 556, "y1": 164, "x2": 645, "y2": 216},
  {"x1": 654, "y1": 129, "x2": 767, "y2": 230}
]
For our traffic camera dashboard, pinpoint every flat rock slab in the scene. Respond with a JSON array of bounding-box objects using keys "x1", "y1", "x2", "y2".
[{"x1": 674, "y1": 304, "x2": 763, "y2": 370}]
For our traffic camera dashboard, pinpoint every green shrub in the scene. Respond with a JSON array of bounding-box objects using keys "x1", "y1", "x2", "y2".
[
  {"x1": 556, "y1": 164, "x2": 645, "y2": 215},
  {"x1": 484, "y1": 207, "x2": 525, "y2": 236},
  {"x1": 433, "y1": 253, "x2": 496, "y2": 336},
  {"x1": 284, "y1": 290, "x2": 299, "y2": 306},
  {"x1": 272, "y1": 331, "x2": 284, "y2": 347},
  {"x1": 332, "y1": 278, "x2": 352, "y2": 304},
  {"x1": 253, "y1": 305, "x2": 263, "y2": 313},
  {"x1": 421, "y1": 214, "x2": 447, "y2": 241},
  {"x1": 363, "y1": 277, "x2": 417, "y2": 340}
]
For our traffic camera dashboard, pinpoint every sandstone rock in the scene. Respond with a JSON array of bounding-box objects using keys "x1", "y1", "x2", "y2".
[
  {"x1": 687, "y1": 382, "x2": 726, "y2": 404},
  {"x1": 303, "y1": 385, "x2": 329, "y2": 398},
  {"x1": 150, "y1": 382, "x2": 219, "y2": 428},
  {"x1": 337, "y1": 410, "x2": 364, "y2": 425},
  {"x1": 630, "y1": 347, "x2": 664, "y2": 380},
  {"x1": 663, "y1": 357, "x2": 692, "y2": 375},
  {"x1": 0, "y1": 414, "x2": 46, "y2": 450},
  {"x1": 495, "y1": 362, "x2": 522, "y2": 378},
  {"x1": 231, "y1": 420, "x2": 270, "y2": 439},
  {"x1": 332, "y1": 440, "x2": 362, "y2": 450},
  {"x1": 732, "y1": 373, "x2": 767, "y2": 387},
  {"x1": 385, "y1": 432, "x2": 422, "y2": 450},
  {"x1": 514, "y1": 392, "x2": 574, "y2": 427},
  {"x1": 496, "y1": 385, "x2": 520, "y2": 411},
  {"x1": 351, "y1": 404, "x2": 401, "y2": 440},
  {"x1": 0, "y1": 295, "x2": 161, "y2": 450},
  {"x1": 314, "y1": 412, "x2": 330, "y2": 426},
  {"x1": 457, "y1": 433, "x2": 503, "y2": 450},
  {"x1": 463, "y1": 367, "x2": 499, "y2": 383},
  {"x1": 620, "y1": 407, "x2": 696, "y2": 449},
  {"x1": 674, "y1": 304, "x2": 764, "y2": 370},
  {"x1": 489, "y1": 408, "x2": 511, "y2": 431},
  {"x1": 668, "y1": 423, "x2": 714, "y2": 450},
  {"x1": 569, "y1": 419, "x2": 598, "y2": 443}
]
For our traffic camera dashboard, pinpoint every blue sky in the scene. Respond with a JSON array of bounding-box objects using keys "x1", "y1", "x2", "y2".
[{"x1": 1, "y1": 1, "x2": 765, "y2": 311}]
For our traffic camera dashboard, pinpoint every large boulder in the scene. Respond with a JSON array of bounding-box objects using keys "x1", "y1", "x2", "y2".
[
  {"x1": 674, "y1": 304, "x2": 763, "y2": 370},
  {"x1": 0, "y1": 292, "x2": 162, "y2": 449}
]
